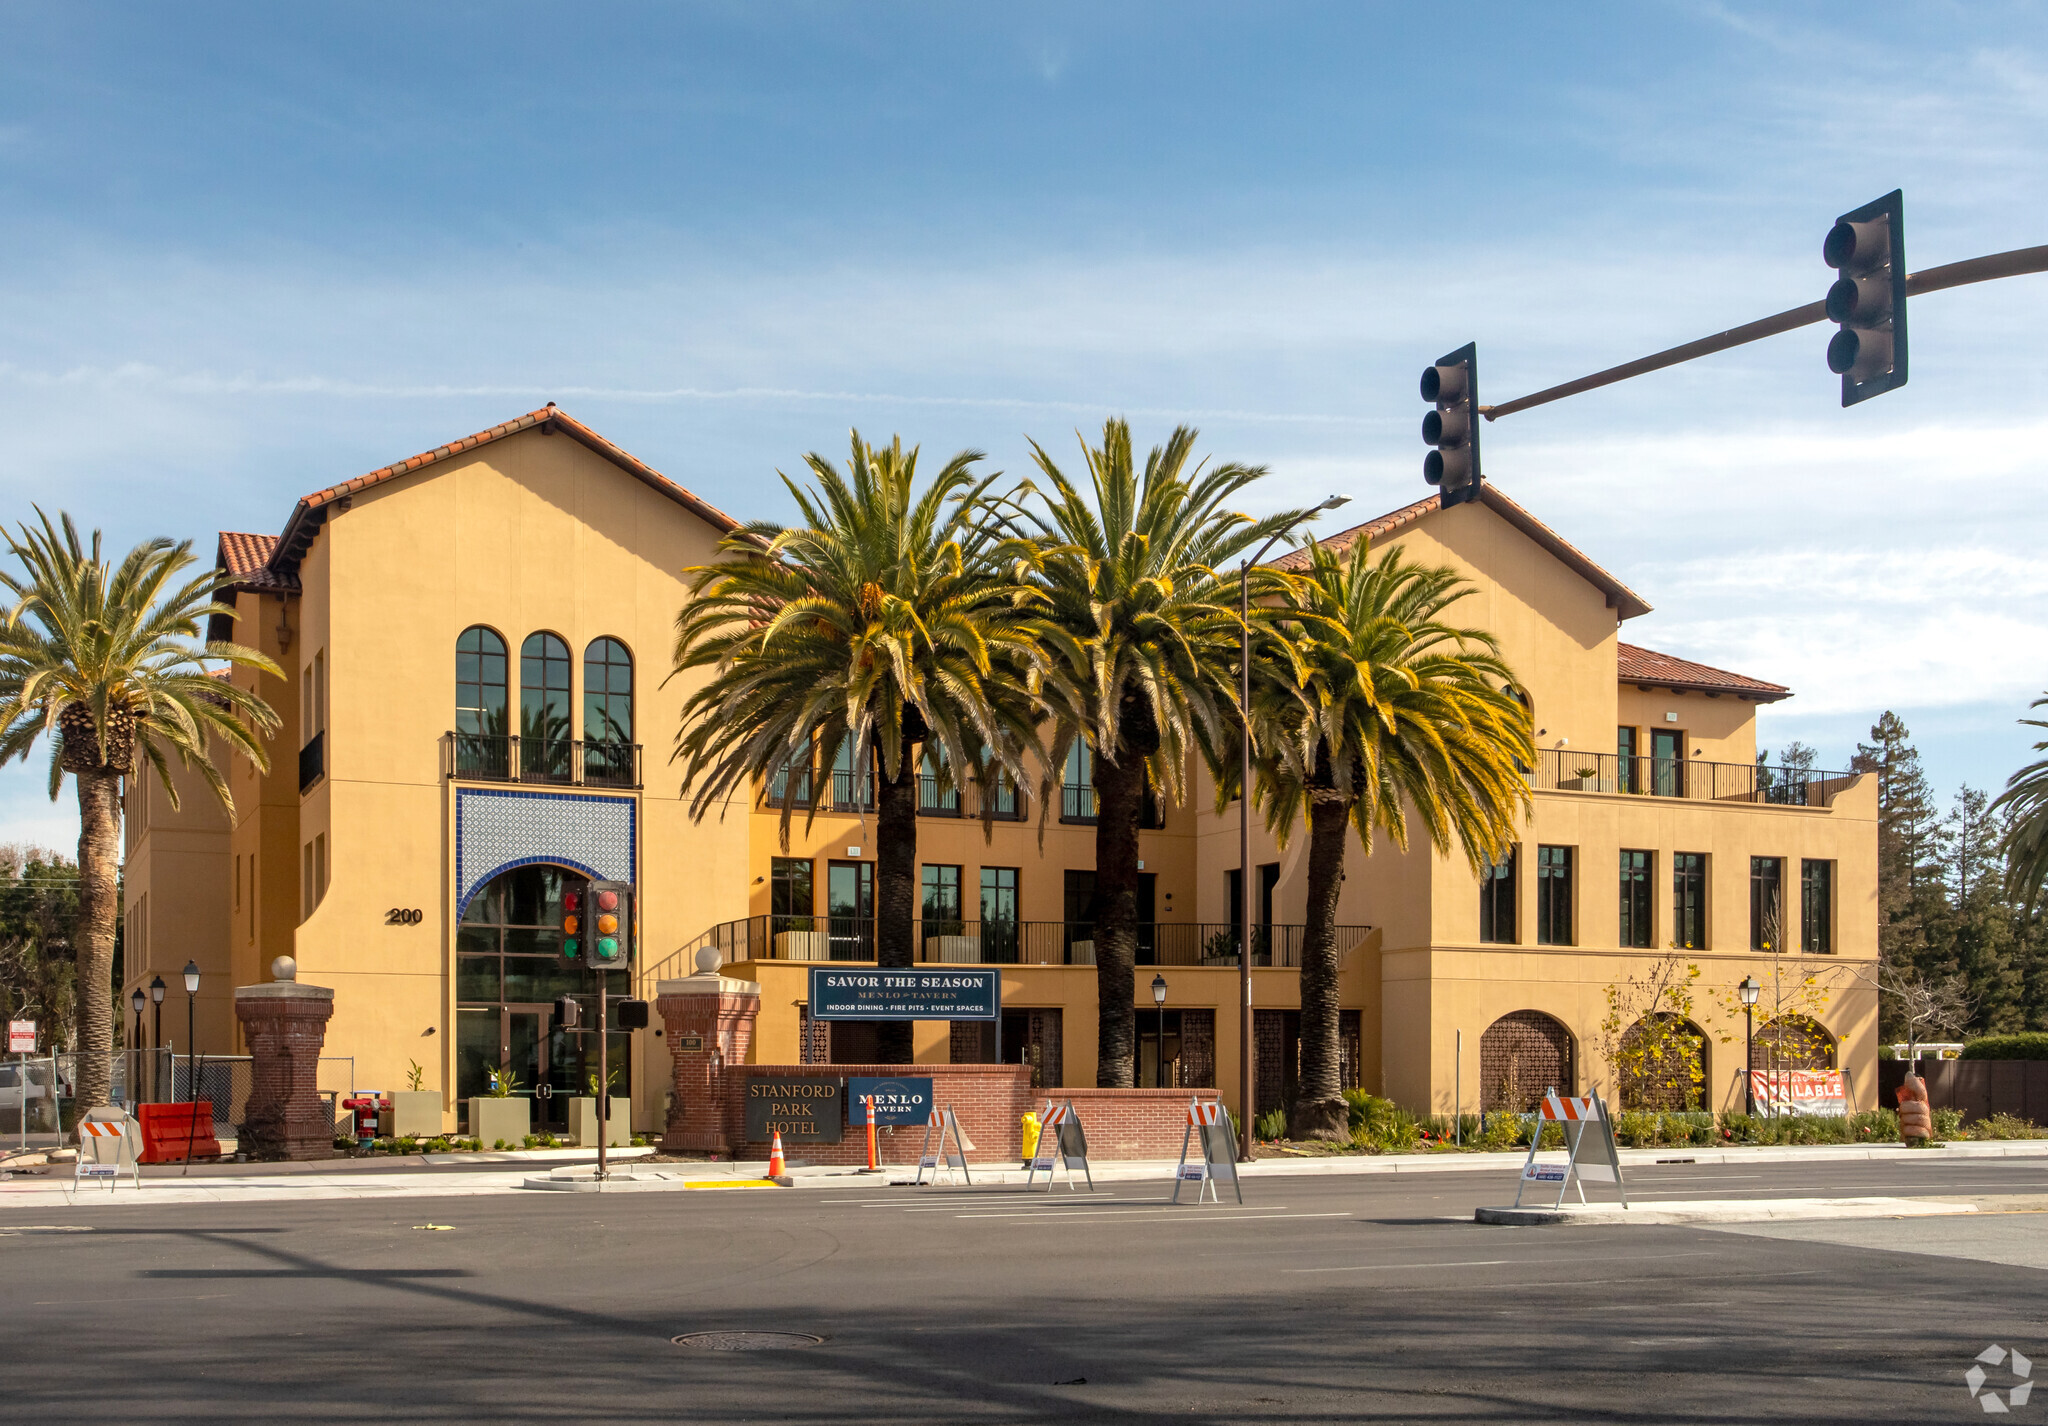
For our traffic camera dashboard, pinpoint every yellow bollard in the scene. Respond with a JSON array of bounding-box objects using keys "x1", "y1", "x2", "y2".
[{"x1": 1020, "y1": 1112, "x2": 1041, "y2": 1164}]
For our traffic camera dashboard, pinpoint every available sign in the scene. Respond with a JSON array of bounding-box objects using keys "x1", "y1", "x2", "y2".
[
  {"x1": 846, "y1": 1076, "x2": 932, "y2": 1127},
  {"x1": 745, "y1": 1076, "x2": 844, "y2": 1144},
  {"x1": 808, "y1": 968, "x2": 999, "y2": 1022},
  {"x1": 7, "y1": 1020, "x2": 33, "y2": 1053},
  {"x1": 1750, "y1": 1069, "x2": 1847, "y2": 1117}
]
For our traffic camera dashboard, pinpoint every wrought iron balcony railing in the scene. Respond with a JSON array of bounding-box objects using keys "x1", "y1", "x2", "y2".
[
  {"x1": 1530, "y1": 748, "x2": 1854, "y2": 807},
  {"x1": 698, "y1": 917, "x2": 1371, "y2": 969},
  {"x1": 441, "y1": 732, "x2": 642, "y2": 790}
]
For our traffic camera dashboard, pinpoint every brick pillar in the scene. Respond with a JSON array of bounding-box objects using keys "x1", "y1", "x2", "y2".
[
  {"x1": 234, "y1": 981, "x2": 337, "y2": 1161},
  {"x1": 656, "y1": 951, "x2": 761, "y2": 1155}
]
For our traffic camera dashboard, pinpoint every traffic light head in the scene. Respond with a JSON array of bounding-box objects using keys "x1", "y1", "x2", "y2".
[
  {"x1": 587, "y1": 881, "x2": 633, "y2": 966},
  {"x1": 1824, "y1": 190, "x2": 1906, "y2": 405},
  {"x1": 561, "y1": 888, "x2": 582, "y2": 959},
  {"x1": 1420, "y1": 342, "x2": 1481, "y2": 506},
  {"x1": 553, "y1": 994, "x2": 582, "y2": 1030}
]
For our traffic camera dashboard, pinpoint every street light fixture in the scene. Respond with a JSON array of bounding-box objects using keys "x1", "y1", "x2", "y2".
[
  {"x1": 1738, "y1": 976, "x2": 1761, "y2": 1116},
  {"x1": 149, "y1": 975, "x2": 166, "y2": 1102},
  {"x1": 1150, "y1": 974, "x2": 1168, "y2": 1089},
  {"x1": 1238, "y1": 493, "x2": 1350, "y2": 1159},
  {"x1": 182, "y1": 961, "x2": 200, "y2": 1106}
]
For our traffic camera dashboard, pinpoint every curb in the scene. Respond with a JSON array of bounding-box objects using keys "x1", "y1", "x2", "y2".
[{"x1": 1474, "y1": 1195, "x2": 1986, "y2": 1227}]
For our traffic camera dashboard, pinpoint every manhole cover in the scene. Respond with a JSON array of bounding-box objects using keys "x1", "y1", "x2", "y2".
[{"x1": 671, "y1": 1331, "x2": 824, "y2": 1351}]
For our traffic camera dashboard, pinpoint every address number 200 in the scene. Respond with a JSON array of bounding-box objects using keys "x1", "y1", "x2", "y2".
[{"x1": 385, "y1": 908, "x2": 424, "y2": 925}]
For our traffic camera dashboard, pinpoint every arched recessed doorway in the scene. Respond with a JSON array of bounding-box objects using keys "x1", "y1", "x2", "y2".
[
  {"x1": 1479, "y1": 1010, "x2": 1574, "y2": 1114},
  {"x1": 1619, "y1": 1014, "x2": 1709, "y2": 1111},
  {"x1": 456, "y1": 863, "x2": 630, "y2": 1135}
]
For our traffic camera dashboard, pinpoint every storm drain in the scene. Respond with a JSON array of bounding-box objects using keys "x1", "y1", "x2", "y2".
[{"x1": 671, "y1": 1331, "x2": 825, "y2": 1351}]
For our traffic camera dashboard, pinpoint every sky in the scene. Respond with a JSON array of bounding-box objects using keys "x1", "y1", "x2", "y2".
[{"x1": 0, "y1": 2, "x2": 2044, "y2": 851}]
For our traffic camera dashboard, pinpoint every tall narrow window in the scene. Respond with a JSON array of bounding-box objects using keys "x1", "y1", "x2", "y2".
[
  {"x1": 583, "y1": 637, "x2": 633, "y2": 785},
  {"x1": 922, "y1": 864, "x2": 963, "y2": 932},
  {"x1": 1750, "y1": 856, "x2": 1784, "y2": 952},
  {"x1": 981, "y1": 867, "x2": 1020, "y2": 964},
  {"x1": 302, "y1": 841, "x2": 315, "y2": 920},
  {"x1": 315, "y1": 833, "x2": 327, "y2": 905},
  {"x1": 1801, "y1": 859, "x2": 1834, "y2": 953},
  {"x1": 314, "y1": 651, "x2": 325, "y2": 735},
  {"x1": 1619, "y1": 850, "x2": 1653, "y2": 948},
  {"x1": 768, "y1": 740, "x2": 813, "y2": 808},
  {"x1": 1479, "y1": 847, "x2": 1518, "y2": 944},
  {"x1": 248, "y1": 853, "x2": 256, "y2": 941},
  {"x1": 831, "y1": 740, "x2": 874, "y2": 809},
  {"x1": 1062, "y1": 742, "x2": 1097, "y2": 821},
  {"x1": 455, "y1": 627, "x2": 509, "y2": 778},
  {"x1": 1536, "y1": 845, "x2": 1574, "y2": 945},
  {"x1": 770, "y1": 857, "x2": 813, "y2": 934},
  {"x1": 1617, "y1": 726, "x2": 1638, "y2": 794},
  {"x1": 1672, "y1": 852, "x2": 1707, "y2": 950},
  {"x1": 520, "y1": 632, "x2": 571, "y2": 782},
  {"x1": 919, "y1": 748, "x2": 959, "y2": 814}
]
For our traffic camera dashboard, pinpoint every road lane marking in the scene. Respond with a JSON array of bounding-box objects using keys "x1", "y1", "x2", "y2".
[
  {"x1": 955, "y1": 1210, "x2": 1349, "y2": 1222},
  {"x1": 1288, "y1": 1250, "x2": 1714, "y2": 1274}
]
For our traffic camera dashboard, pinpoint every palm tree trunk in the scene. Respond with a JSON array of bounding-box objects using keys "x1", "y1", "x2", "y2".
[
  {"x1": 873, "y1": 750, "x2": 918, "y2": 1064},
  {"x1": 71, "y1": 768, "x2": 121, "y2": 1113},
  {"x1": 1291, "y1": 784, "x2": 1352, "y2": 1140},
  {"x1": 1091, "y1": 753, "x2": 1144, "y2": 1088}
]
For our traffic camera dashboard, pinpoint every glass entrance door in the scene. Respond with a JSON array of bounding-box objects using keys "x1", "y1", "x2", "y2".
[
  {"x1": 827, "y1": 861, "x2": 874, "y2": 960},
  {"x1": 1651, "y1": 730, "x2": 1684, "y2": 797}
]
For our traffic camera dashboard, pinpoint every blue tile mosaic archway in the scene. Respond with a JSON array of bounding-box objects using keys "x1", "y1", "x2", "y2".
[{"x1": 454, "y1": 787, "x2": 636, "y2": 917}]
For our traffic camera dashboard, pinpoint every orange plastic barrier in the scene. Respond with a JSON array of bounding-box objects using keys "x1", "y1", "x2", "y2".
[{"x1": 138, "y1": 1102, "x2": 220, "y2": 1163}]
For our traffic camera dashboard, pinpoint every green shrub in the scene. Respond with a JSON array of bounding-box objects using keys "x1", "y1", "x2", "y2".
[
  {"x1": 1254, "y1": 1109, "x2": 1287, "y2": 1141},
  {"x1": 1614, "y1": 1109, "x2": 1658, "y2": 1148},
  {"x1": 1932, "y1": 1108, "x2": 1964, "y2": 1140},
  {"x1": 1959, "y1": 1033, "x2": 2048, "y2": 1061},
  {"x1": 1849, "y1": 1108, "x2": 1899, "y2": 1141},
  {"x1": 492, "y1": 1138, "x2": 508, "y2": 1151},
  {"x1": 1346, "y1": 1095, "x2": 1422, "y2": 1153},
  {"x1": 1877, "y1": 1044, "x2": 1897, "y2": 1060},
  {"x1": 1969, "y1": 1113, "x2": 2048, "y2": 1140}
]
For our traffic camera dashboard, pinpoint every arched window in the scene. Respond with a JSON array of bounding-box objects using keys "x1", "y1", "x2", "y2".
[
  {"x1": 455, "y1": 627, "x2": 509, "y2": 777},
  {"x1": 1479, "y1": 1010, "x2": 1574, "y2": 1114},
  {"x1": 583, "y1": 637, "x2": 634, "y2": 786},
  {"x1": 520, "y1": 632, "x2": 571, "y2": 782},
  {"x1": 1618, "y1": 1014, "x2": 1709, "y2": 1112}
]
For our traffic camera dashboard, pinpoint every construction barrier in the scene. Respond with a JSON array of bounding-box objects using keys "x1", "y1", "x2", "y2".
[
  {"x1": 1023, "y1": 1100, "x2": 1093, "y2": 1192},
  {"x1": 76, "y1": 1107, "x2": 142, "y2": 1191},
  {"x1": 1512, "y1": 1091, "x2": 1626, "y2": 1210},
  {"x1": 138, "y1": 1102, "x2": 220, "y2": 1164},
  {"x1": 1171, "y1": 1098, "x2": 1241, "y2": 1205},
  {"x1": 915, "y1": 1107, "x2": 974, "y2": 1186}
]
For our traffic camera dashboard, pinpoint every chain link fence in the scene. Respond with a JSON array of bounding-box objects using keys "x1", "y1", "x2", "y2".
[{"x1": 5, "y1": 1048, "x2": 355, "y2": 1152}]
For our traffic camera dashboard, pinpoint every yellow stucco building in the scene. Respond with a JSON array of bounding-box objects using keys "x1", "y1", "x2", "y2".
[{"x1": 119, "y1": 407, "x2": 1877, "y2": 1137}]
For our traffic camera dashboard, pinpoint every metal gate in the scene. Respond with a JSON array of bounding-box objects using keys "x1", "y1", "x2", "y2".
[{"x1": 1479, "y1": 1011, "x2": 1573, "y2": 1113}]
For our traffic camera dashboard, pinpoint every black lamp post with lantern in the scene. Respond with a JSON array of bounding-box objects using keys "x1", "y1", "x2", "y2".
[
  {"x1": 1150, "y1": 974, "x2": 1168, "y2": 1088},
  {"x1": 148, "y1": 975, "x2": 166, "y2": 1101},
  {"x1": 128, "y1": 986, "x2": 145, "y2": 1107},
  {"x1": 1739, "y1": 976, "x2": 1761, "y2": 1115},
  {"x1": 182, "y1": 960, "x2": 200, "y2": 1104}
]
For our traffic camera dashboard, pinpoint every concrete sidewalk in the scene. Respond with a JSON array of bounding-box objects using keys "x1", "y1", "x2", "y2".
[
  {"x1": 1473, "y1": 1195, "x2": 2008, "y2": 1227},
  {"x1": 2, "y1": 1137, "x2": 2044, "y2": 1210}
]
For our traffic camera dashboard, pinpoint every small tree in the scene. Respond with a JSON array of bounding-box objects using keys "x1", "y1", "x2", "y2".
[
  {"x1": 1862, "y1": 961, "x2": 1973, "y2": 1064},
  {"x1": 1596, "y1": 954, "x2": 1705, "y2": 1110}
]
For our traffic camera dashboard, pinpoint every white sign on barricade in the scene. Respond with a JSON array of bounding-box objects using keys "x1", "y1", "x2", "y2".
[
  {"x1": 1171, "y1": 1096, "x2": 1242, "y2": 1205},
  {"x1": 914, "y1": 1106, "x2": 974, "y2": 1186},
  {"x1": 75, "y1": 1106, "x2": 142, "y2": 1192},
  {"x1": 1024, "y1": 1099, "x2": 1095, "y2": 1192},
  {"x1": 1512, "y1": 1091, "x2": 1627, "y2": 1210}
]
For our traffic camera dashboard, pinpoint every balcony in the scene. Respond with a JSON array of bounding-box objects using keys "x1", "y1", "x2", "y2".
[
  {"x1": 441, "y1": 732, "x2": 642, "y2": 789},
  {"x1": 702, "y1": 917, "x2": 1371, "y2": 969},
  {"x1": 919, "y1": 772, "x2": 1026, "y2": 821},
  {"x1": 1531, "y1": 749, "x2": 1854, "y2": 807},
  {"x1": 298, "y1": 730, "x2": 325, "y2": 793}
]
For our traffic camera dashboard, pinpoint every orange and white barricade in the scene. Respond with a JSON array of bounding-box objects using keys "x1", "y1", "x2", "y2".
[
  {"x1": 1513, "y1": 1091, "x2": 1626, "y2": 1209},
  {"x1": 1172, "y1": 1096, "x2": 1241, "y2": 1205},
  {"x1": 914, "y1": 1106, "x2": 975, "y2": 1187},
  {"x1": 1025, "y1": 1100, "x2": 1095, "y2": 1192},
  {"x1": 75, "y1": 1106, "x2": 143, "y2": 1192}
]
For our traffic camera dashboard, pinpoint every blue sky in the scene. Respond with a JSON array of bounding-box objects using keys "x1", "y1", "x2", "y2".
[{"x1": 1, "y1": 2, "x2": 2045, "y2": 848}]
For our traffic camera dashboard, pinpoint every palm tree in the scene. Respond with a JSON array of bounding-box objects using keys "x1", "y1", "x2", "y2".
[
  {"x1": 1013, "y1": 420, "x2": 1315, "y2": 1088},
  {"x1": 1991, "y1": 692, "x2": 2048, "y2": 914},
  {"x1": 671, "y1": 433, "x2": 1043, "y2": 1063},
  {"x1": 0, "y1": 511, "x2": 281, "y2": 1113},
  {"x1": 1250, "y1": 537, "x2": 1532, "y2": 1138}
]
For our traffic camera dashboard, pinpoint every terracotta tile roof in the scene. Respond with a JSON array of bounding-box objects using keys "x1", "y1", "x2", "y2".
[
  {"x1": 1271, "y1": 485, "x2": 1653, "y2": 622},
  {"x1": 1618, "y1": 642, "x2": 1790, "y2": 703},
  {"x1": 217, "y1": 531, "x2": 279, "y2": 579}
]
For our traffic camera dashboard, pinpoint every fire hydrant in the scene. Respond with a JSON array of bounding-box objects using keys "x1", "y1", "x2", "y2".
[
  {"x1": 342, "y1": 1095, "x2": 380, "y2": 1147},
  {"x1": 1896, "y1": 1071, "x2": 1933, "y2": 1143},
  {"x1": 1020, "y1": 1112, "x2": 1041, "y2": 1166}
]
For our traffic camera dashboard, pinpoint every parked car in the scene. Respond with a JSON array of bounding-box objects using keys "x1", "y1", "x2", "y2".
[{"x1": 0, "y1": 1061, "x2": 55, "y2": 1111}]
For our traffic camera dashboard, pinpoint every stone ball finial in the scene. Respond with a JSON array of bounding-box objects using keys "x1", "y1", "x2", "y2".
[
  {"x1": 695, "y1": 946, "x2": 722, "y2": 975},
  {"x1": 271, "y1": 955, "x2": 298, "y2": 983}
]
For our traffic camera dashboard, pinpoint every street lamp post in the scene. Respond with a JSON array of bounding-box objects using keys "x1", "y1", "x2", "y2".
[
  {"x1": 182, "y1": 960, "x2": 201, "y2": 1105},
  {"x1": 129, "y1": 987, "x2": 145, "y2": 1109},
  {"x1": 1237, "y1": 494, "x2": 1349, "y2": 1160},
  {"x1": 148, "y1": 975, "x2": 166, "y2": 1100},
  {"x1": 1739, "y1": 976, "x2": 1761, "y2": 1116},
  {"x1": 1150, "y1": 974, "x2": 1168, "y2": 1088}
]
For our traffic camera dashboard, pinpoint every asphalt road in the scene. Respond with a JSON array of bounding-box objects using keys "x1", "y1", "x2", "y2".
[{"x1": 3, "y1": 1156, "x2": 2045, "y2": 1423}]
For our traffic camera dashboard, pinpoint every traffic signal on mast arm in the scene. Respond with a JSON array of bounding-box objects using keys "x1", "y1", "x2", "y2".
[
  {"x1": 1824, "y1": 189, "x2": 1907, "y2": 406},
  {"x1": 587, "y1": 881, "x2": 634, "y2": 967},
  {"x1": 561, "y1": 886, "x2": 582, "y2": 960},
  {"x1": 1421, "y1": 342, "x2": 1481, "y2": 506}
]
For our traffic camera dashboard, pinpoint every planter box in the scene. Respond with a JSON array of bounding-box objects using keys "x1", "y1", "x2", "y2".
[
  {"x1": 469, "y1": 1096, "x2": 531, "y2": 1148},
  {"x1": 569, "y1": 1096, "x2": 632, "y2": 1147},
  {"x1": 385, "y1": 1091, "x2": 443, "y2": 1139},
  {"x1": 774, "y1": 931, "x2": 830, "y2": 961}
]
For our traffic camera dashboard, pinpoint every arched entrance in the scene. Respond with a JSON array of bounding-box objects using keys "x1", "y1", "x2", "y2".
[
  {"x1": 1750, "y1": 1015, "x2": 1836, "y2": 1073},
  {"x1": 1618, "y1": 1014, "x2": 1709, "y2": 1111},
  {"x1": 456, "y1": 863, "x2": 630, "y2": 1135},
  {"x1": 1480, "y1": 1010, "x2": 1574, "y2": 1114}
]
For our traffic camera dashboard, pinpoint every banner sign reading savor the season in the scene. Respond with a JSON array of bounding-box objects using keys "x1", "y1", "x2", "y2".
[
  {"x1": 808, "y1": 968, "x2": 1000, "y2": 1021},
  {"x1": 1750, "y1": 1068, "x2": 1847, "y2": 1117}
]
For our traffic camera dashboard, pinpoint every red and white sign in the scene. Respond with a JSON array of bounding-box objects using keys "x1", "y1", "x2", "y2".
[
  {"x1": 7, "y1": 1020, "x2": 34, "y2": 1054},
  {"x1": 1750, "y1": 1068, "x2": 1846, "y2": 1117}
]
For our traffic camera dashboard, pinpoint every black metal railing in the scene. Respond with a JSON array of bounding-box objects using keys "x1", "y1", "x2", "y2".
[
  {"x1": 699, "y1": 917, "x2": 1371, "y2": 969},
  {"x1": 1531, "y1": 749, "x2": 1854, "y2": 807},
  {"x1": 442, "y1": 732, "x2": 643, "y2": 789},
  {"x1": 917, "y1": 773, "x2": 1026, "y2": 820},
  {"x1": 298, "y1": 730, "x2": 325, "y2": 792}
]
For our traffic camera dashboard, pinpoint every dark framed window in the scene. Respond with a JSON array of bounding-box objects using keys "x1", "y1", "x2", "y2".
[
  {"x1": 1672, "y1": 852, "x2": 1707, "y2": 950},
  {"x1": 1062, "y1": 742, "x2": 1097, "y2": 822},
  {"x1": 1619, "y1": 850, "x2": 1654, "y2": 948},
  {"x1": 1617, "y1": 725, "x2": 1638, "y2": 794},
  {"x1": 1536, "y1": 845, "x2": 1574, "y2": 946},
  {"x1": 1801, "y1": 859, "x2": 1833, "y2": 953},
  {"x1": 922, "y1": 864, "x2": 962, "y2": 931},
  {"x1": 1479, "y1": 847, "x2": 1518, "y2": 945},
  {"x1": 455, "y1": 626, "x2": 509, "y2": 777},
  {"x1": 767, "y1": 740, "x2": 813, "y2": 807},
  {"x1": 770, "y1": 857, "x2": 813, "y2": 931},
  {"x1": 919, "y1": 749, "x2": 960, "y2": 815},
  {"x1": 980, "y1": 867, "x2": 1018, "y2": 923},
  {"x1": 520, "y1": 632, "x2": 572, "y2": 781},
  {"x1": 1750, "y1": 856, "x2": 1784, "y2": 952},
  {"x1": 583, "y1": 637, "x2": 633, "y2": 785},
  {"x1": 831, "y1": 740, "x2": 875, "y2": 809}
]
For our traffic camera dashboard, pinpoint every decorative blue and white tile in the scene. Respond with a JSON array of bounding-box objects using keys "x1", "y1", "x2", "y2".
[{"x1": 454, "y1": 787, "x2": 636, "y2": 915}]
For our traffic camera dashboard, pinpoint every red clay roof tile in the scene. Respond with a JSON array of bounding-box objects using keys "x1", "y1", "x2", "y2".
[{"x1": 1618, "y1": 642, "x2": 1790, "y2": 702}]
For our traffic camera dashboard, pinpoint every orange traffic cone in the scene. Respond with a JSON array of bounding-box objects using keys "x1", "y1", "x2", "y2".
[{"x1": 767, "y1": 1131, "x2": 787, "y2": 1178}]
